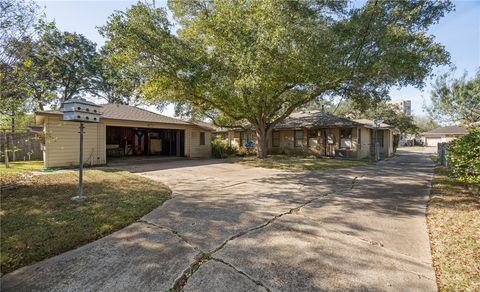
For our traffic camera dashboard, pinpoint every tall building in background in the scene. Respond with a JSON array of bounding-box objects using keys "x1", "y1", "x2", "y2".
[{"x1": 387, "y1": 100, "x2": 412, "y2": 115}]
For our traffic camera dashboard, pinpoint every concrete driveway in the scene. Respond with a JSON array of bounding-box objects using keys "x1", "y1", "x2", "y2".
[{"x1": 2, "y1": 151, "x2": 436, "y2": 291}]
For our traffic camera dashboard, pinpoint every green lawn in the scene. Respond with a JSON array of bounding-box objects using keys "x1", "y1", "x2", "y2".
[
  {"x1": 0, "y1": 169, "x2": 171, "y2": 273},
  {"x1": 427, "y1": 166, "x2": 480, "y2": 291},
  {"x1": 0, "y1": 160, "x2": 44, "y2": 186},
  {"x1": 397, "y1": 146, "x2": 425, "y2": 151},
  {"x1": 232, "y1": 155, "x2": 370, "y2": 171},
  {"x1": 0, "y1": 160, "x2": 44, "y2": 172}
]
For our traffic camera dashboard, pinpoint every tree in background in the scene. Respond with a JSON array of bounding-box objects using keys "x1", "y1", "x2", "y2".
[
  {"x1": 93, "y1": 47, "x2": 144, "y2": 105},
  {"x1": 414, "y1": 116, "x2": 440, "y2": 133},
  {"x1": 0, "y1": 0, "x2": 41, "y2": 66},
  {"x1": 428, "y1": 70, "x2": 480, "y2": 125},
  {"x1": 319, "y1": 99, "x2": 419, "y2": 135},
  {"x1": 0, "y1": 0, "x2": 45, "y2": 140},
  {"x1": 101, "y1": 0, "x2": 452, "y2": 158},
  {"x1": 40, "y1": 28, "x2": 100, "y2": 103}
]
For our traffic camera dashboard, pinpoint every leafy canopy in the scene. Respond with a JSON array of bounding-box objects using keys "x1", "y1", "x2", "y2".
[
  {"x1": 102, "y1": 0, "x2": 452, "y2": 157},
  {"x1": 428, "y1": 70, "x2": 480, "y2": 125}
]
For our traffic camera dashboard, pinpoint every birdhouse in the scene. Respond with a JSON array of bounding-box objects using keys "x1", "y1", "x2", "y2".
[{"x1": 62, "y1": 98, "x2": 101, "y2": 123}]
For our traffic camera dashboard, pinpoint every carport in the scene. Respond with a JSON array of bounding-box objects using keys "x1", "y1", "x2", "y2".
[{"x1": 106, "y1": 126, "x2": 185, "y2": 158}]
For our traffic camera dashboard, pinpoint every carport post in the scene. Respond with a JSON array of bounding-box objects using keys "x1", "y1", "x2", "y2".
[{"x1": 374, "y1": 119, "x2": 383, "y2": 161}]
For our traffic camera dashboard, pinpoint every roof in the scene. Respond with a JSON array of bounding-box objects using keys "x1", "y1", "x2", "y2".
[
  {"x1": 422, "y1": 126, "x2": 468, "y2": 136},
  {"x1": 353, "y1": 119, "x2": 396, "y2": 129},
  {"x1": 190, "y1": 120, "x2": 218, "y2": 131},
  {"x1": 63, "y1": 98, "x2": 100, "y2": 107},
  {"x1": 212, "y1": 111, "x2": 398, "y2": 132},
  {"x1": 274, "y1": 111, "x2": 364, "y2": 129},
  {"x1": 36, "y1": 103, "x2": 192, "y2": 126}
]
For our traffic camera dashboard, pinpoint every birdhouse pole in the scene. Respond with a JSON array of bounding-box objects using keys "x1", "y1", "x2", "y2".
[
  {"x1": 77, "y1": 122, "x2": 85, "y2": 200},
  {"x1": 61, "y1": 99, "x2": 101, "y2": 203}
]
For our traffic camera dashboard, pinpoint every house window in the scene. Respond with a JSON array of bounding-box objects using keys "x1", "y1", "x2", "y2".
[
  {"x1": 294, "y1": 130, "x2": 304, "y2": 147},
  {"x1": 307, "y1": 129, "x2": 318, "y2": 147},
  {"x1": 200, "y1": 132, "x2": 205, "y2": 145},
  {"x1": 272, "y1": 131, "x2": 280, "y2": 147},
  {"x1": 340, "y1": 128, "x2": 352, "y2": 149},
  {"x1": 240, "y1": 131, "x2": 254, "y2": 147}
]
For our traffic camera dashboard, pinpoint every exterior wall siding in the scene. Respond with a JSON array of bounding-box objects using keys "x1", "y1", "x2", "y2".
[
  {"x1": 357, "y1": 128, "x2": 371, "y2": 159},
  {"x1": 219, "y1": 126, "x2": 397, "y2": 160},
  {"x1": 189, "y1": 129, "x2": 211, "y2": 158},
  {"x1": 42, "y1": 116, "x2": 212, "y2": 167},
  {"x1": 43, "y1": 116, "x2": 106, "y2": 168}
]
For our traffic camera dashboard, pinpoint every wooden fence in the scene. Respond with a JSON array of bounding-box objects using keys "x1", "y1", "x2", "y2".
[{"x1": 0, "y1": 131, "x2": 43, "y2": 162}]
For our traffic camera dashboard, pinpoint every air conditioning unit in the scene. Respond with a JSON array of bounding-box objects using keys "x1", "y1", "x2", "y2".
[{"x1": 62, "y1": 98, "x2": 101, "y2": 123}]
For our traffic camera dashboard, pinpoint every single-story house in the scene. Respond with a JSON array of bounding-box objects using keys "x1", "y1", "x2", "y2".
[
  {"x1": 215, "y1": 111, "x2": 398, "y2": 159},
  {"x1": 421, "y1": 126, "x2": 468, "y2": 147},
  {"x1": 35, "y1": 103, "x2": 214, "y2": 168}
]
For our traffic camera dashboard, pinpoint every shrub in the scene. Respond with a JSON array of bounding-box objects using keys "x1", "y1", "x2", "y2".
[
  {"x1": 236, "y1": 146, "x2": 256, "y2": 157},
  {"x1": 446, "y1": 126, "x2": 480, "y2": 185},
  {"x1": 211, "y1": 135, "x2": 237, "y2": 158}
]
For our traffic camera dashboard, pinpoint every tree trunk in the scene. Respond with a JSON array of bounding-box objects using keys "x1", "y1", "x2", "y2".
[
  {"x1": 255, "y1": 124, "x2": 271, "y2": 159},
  {"x1": 2, "y1": 130, "x2": 9, "y2": 168}
]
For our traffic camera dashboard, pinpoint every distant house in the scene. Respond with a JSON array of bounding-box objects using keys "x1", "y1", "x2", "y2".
[
  {"x1": 421, "y1": 126, "x2": 468, "y2": 147},
  {"x1": 215, "y1": 111, "x2": 399, "y2": 159},
  {"x1": 35, "y1": 103, "x2": 214, "y2": 168}
]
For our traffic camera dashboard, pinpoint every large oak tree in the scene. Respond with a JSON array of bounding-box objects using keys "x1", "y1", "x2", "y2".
[{"x1": 101, "y1": 0, "x2": 452, "y2": 158}]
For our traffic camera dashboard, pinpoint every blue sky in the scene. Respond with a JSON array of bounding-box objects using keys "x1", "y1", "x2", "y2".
[{"x1": 36, "y1": 0, "x2": 480, "y2": 117}]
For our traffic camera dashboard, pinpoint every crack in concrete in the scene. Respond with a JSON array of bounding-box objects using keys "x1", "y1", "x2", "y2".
[
  {"x1": 137, "y1": 220, "x2": 202, "y2": 253},
  {"x1": 171, "y1": 254, "x2": 210, "y2": 292},
  {"x1": 222, "y1": 181, "x2": 249, "y2": 188},
  {"x1": 350, "y1": 176, "x2": 358, "y2": 189},
  {"x1": 208, "y1": 176, "x2": 361, "y2": 256},
  {"x1": 168, "y1": 175, "x2": 360, "y2": 291},
  {"x1": 210, "y1": 193, "x2": 329, "y2": 254},
  {"x1": 211, "y1": 257, "x2": 272, "y2": 292}
]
